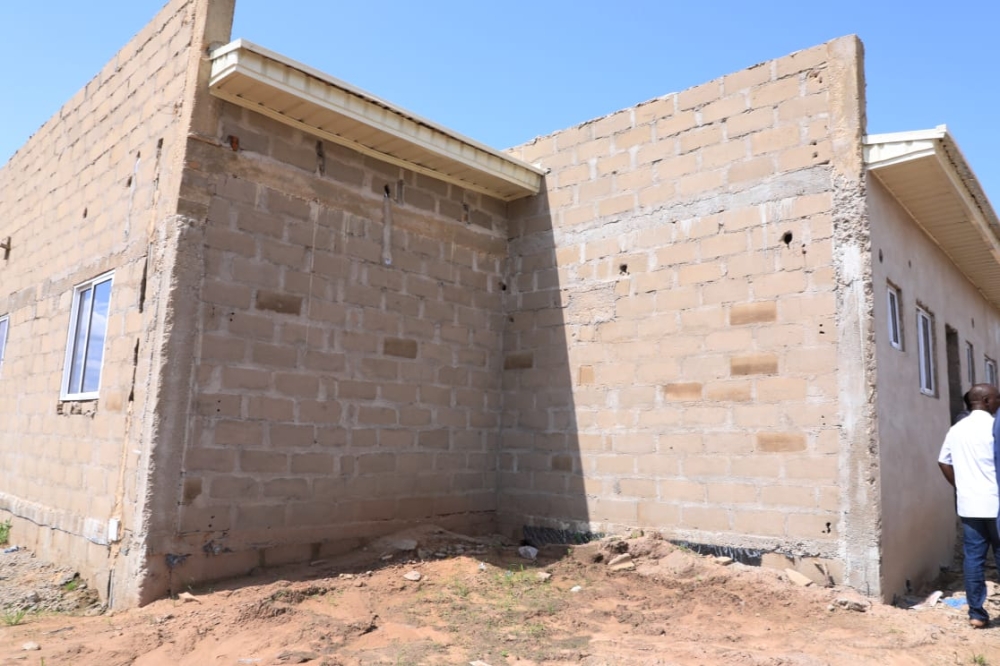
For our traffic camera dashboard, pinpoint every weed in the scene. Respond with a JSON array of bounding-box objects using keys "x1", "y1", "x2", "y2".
[
  {"x1": 2, "y1": 609, "x2": 27, "y2": 626},
  {"x1": 0, "y1": 519, "x2": 11, "y2": 545},
  {"x1": 972, "y1": 655, "x2": 988, "y2": 666},
  {"x1": 62, "y1": 579, "x2": 80, "y2": 592},
  {"x1": 449, "y1": 579, "x2": 471, "y2": 598},
  {"x1": 525, "y1": 622, "x2": 547, "y2": 638}
]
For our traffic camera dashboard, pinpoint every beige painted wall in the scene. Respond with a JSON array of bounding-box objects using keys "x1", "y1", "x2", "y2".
[
  {"x1": 869, "y1": 176, "x2": 1000, "y2": 600},
  {"x1": 502, "y1": 37, "x2": 877, "y2": 590}
]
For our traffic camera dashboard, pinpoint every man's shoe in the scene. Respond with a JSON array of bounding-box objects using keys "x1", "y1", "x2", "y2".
[{"x1": 970, "y1": 618, "x2": 988, "y2": 629}]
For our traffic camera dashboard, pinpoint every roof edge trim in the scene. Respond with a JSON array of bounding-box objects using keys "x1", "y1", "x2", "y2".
[{"x1": 207, "y1": 39, "x2": 544, "y2": 201}]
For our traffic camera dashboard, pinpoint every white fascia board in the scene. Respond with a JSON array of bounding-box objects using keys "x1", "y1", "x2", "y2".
[
  {"x1": 863, "y1": 126, "x2": 948, "y2": 170},
  {"x1": 208, "y1": 40, "x2": 543, "y2": 200}
]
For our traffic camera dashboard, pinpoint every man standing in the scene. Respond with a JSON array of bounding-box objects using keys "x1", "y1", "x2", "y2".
[{"x1": 939, "y1": 383, "x2": 1000, "y2": 628}]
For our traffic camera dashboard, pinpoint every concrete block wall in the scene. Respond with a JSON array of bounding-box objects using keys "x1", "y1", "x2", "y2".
[
  {"x1": 0, "y1": 0, "x2": 204, "y2": 598},
  {"x1": 139, "y1": 98, "x2": 510, "y2": 598},
  {"x1": 503, "y1": 37, "x2": 873, "y2": 586}
]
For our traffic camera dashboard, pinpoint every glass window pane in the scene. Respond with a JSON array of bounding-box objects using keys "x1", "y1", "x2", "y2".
[
  {"x1": 917, "y1": 313, "x2": 931, "y2": 392},
  {"x1": 68, "y1": 286, "x2": 93, "y2": 394},
  {"x1": 81, "y1": 279, "x2": 112, "y2": 394},
  {"x1": 0, "y1": 317, "x2": 8, "y2": 373},
  {"x1": 888, "y1": 290, "x2": 899, "y2": 345}
]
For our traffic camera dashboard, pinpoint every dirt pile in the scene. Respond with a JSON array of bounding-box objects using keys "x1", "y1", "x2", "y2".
[
  {"x1": 0, "y1": 546, "x2": 101, "y2": 616},
  {"x1": 1, "y1": 527, "x2": 999, "y2": 665}
]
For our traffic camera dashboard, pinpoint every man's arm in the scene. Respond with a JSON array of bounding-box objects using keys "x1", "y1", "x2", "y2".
[{"x1": 939, "y1": 462, "x2": 956, "y2": 487}]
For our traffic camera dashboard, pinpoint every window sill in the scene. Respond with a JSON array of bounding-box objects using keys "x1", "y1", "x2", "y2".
[{"x1": 56, "y1": 400, "x2": 98, "y2": 417}]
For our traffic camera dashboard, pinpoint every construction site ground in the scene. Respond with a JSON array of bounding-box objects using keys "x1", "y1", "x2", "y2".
[{"x1": 2, "y1": 526, "x2": 1000, "y2": 666}]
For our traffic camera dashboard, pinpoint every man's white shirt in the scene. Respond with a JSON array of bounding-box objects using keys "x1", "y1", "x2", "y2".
[{"x1": 939, "y1": 410, "x2": 999, "y2": 518}]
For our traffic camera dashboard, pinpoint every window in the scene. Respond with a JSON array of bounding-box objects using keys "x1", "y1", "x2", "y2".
[
  {"x1": 886, "y1": 284, "x2": 902, "y2": 350},
  {"x1": 0, "y1": 314, "x2": 8, "y2": 376},
  {"x1": 61, "y1": 272, "x2": 113, "y2": 400},
  {"x1": 986, "y1": 357, "x2": 998, "y2": 388},
  {"x1": 967, "y1": 342, "x2": 976, "y2": 386},
  {"x1": 916, "y1": 307, "x2": 935, "y2": 396}
]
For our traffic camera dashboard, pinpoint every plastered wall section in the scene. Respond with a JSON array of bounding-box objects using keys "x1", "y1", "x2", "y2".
[
  {"x1": 869, "y1": 176, "x2": 1000, "y2": 599},
  {"x1": 503, "y1": 37, "x2": 871, "y2": 584},
  {"x1": 0, "y1": 0, "x2": 201, "y2": 598},
  {"x1": 136, "y1": 98, "x2": 510, "y2": 597}
]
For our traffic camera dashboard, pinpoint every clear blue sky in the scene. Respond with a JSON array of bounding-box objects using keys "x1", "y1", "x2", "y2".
[{"x1": 2, "y1": 1, "x2": 998, "y2": 207}]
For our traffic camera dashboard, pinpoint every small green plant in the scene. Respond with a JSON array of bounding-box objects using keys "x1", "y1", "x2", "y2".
[
  {"x1": 2, "y1": 608, "x2": 27, "y2": 626},
  {"x1": 972, "y1": 654, "x2": 988, "y2": 666},
  {"x1": 62, "y1": 578, "x2": 80, "y2": 592},
  {"x1": 449, "y1": 579, "x2": 470, "y2": 598},
  {"x1": 0, "y1": 519, "x2": 11, "y2": 545}
]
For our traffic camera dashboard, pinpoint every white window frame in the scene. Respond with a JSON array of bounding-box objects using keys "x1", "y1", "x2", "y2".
[
  {"x1": 916, "y1": 307, "x2": 935, "y2": 396},
  {"x1": 61, "y1": 271, "x2": 114, "y2": 401},
  {"x1": 886, "y1": 284, "x2": 902, "y2": 350},
  {"x1": 967, "y1": 341, "x2": 976, "y2": 386},
  {"x1": 986, "y1": 357, "x2": 998, "y2": 388},
  {"x1": 0, "y1": 314, "x2": 8, "y2": 377}
]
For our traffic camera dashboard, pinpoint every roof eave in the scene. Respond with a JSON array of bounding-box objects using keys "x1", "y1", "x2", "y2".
[
  {"x1": 864, "y1": 127, "x2": 1000, "y2": 308},
  {"x1": 207, "y1": 39, "x2": 544, "y2": 202}
]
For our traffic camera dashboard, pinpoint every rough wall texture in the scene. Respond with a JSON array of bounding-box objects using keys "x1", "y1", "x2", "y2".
[
  {"x1": 0, "y1": 0, "x2": 206, "y2": 602},
  {"x1": 137, "y1": 97, "x2": 510, "y2": 599},
  {"x1": 1, "y1": 3, "x2": 887, "y2": 605},
  {"x1": 503, "y1": 37, "x2": 875, "y2": 590}
]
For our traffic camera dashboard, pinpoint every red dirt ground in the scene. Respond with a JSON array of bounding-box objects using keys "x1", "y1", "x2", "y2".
[{"x1": 2, "y1": 527, "x2": 999, "y2": 665}]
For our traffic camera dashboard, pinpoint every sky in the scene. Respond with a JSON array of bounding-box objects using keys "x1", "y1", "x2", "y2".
[{"x1": 1, "y1": 1, "x2": 998, "y2": 207}]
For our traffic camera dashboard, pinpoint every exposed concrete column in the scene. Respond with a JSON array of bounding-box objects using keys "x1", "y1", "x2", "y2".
[
  {"x1": 120, "y1": 0, "x2": 236, "y2": 608},
  {"x1": 827, "y1": 35, "x2": 882, "y2": 596}
]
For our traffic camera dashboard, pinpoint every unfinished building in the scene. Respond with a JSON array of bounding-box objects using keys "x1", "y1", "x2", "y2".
[{"x1": 2, "y1": 0, "x2": 998, "y2": 607}]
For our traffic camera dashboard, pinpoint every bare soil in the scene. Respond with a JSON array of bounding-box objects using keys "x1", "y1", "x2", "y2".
[{"x1": 2, "y1": 527, "x2": 1000, "y2": 666}]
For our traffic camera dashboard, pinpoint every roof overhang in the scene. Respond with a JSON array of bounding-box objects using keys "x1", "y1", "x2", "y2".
[
  {"x1": 865, "y1": 126, "x2": 1000, "y2": 309},
  {"x1": 208, "y1": 40, "x2": 544, "y2": 202}
]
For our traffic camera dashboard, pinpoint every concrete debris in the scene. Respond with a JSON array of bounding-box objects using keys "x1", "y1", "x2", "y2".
[
  {"x1": 607, "y1": 553, "x2": 632, "y2": 567},
  {"x1": 714, "y1": 556, "x2": 734, "y2": 566},
  {"x1": 22, "y1": 642, "x2": 40, "y2": 651},
  {"x1": 275, "y1": 650, "x2": 320, "y2": 663},
  {"x1": 177, "y1": 591, "x2": 201, "y2": 603},
  {"x1": 339, "y1": 573, "x2": 355, "y2": 580},
  {"x1": 403, "y1": 570, "x2": 422, "y2": 582},
  {"x1": 470, "y1": 661, "x2": 493, "y2": 666},
  {"x1": 608, "y1": 553, "x2": 636, "y2": 571},
  {"x1": 660, "y1": 550, "x2": 697, "y2": 575},
  {"x1": 536, "y1": 571, "x2": 553, "y2": 582},
  {"x1": 910, "y1": 590, "x2": 943, "y2": 611},
  {"x1": 785, "y1": 569, "x2": 813, "y2": 587},
  {"x1": 518, "y1": 545, "x2": 539, "y2": 560},
  {"x1": 834, "y1": 591, "x2": 872, "y2": 613}
]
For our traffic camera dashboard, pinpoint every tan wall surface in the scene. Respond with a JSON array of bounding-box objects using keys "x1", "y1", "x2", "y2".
[
  {"x1": 0, "y1": 0, "x2": 204, "y2": 600},
  {"x1": 503, "y1": 38, "x2": 873, "y2": 586},
  {"x1": 138, "y1": 99, "x2": 510, "y2": 597},
  {"x1": 869, "y1": 176, "x2": 1000, "y2": 599}
]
